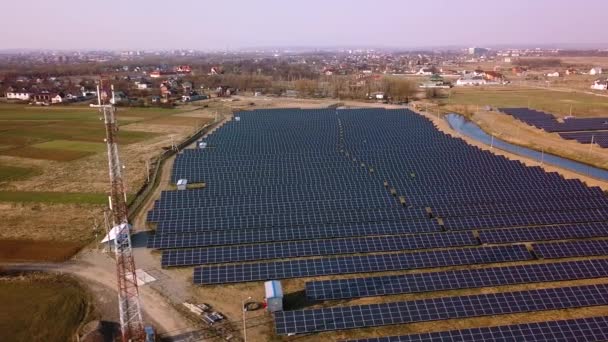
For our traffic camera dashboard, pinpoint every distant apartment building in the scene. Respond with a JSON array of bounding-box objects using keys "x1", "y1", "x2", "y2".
[{"x1": 468, "y1": 47, "x2": 489, "y2": 55}]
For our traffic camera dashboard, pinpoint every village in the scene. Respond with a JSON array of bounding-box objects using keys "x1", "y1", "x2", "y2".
[{"x1": 1, "y1": 48, "x2": 607, "y2": 106}]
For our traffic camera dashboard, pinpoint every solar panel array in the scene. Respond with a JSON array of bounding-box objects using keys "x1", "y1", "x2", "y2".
[
  {"x1": 275, "y1": 284, "x2": 608, "y2": 335},
  {"x1": 305, "y1": 259, "x2": 608, "y2": 300},
  {"x1": 194, "y1": 245, "x2": 532, "y2": 284},
  {"x1": 500, "y1": 107, "x2": 608, "y2": 147},
  {"x1": 346, "y1": 316, "x2": 608, "y2": 342},
  {"x1": 144, "y1": 107, "x2": 608, "y2": 339},
  {"x1": 560, "y1": 131, "x2": 608, "y2": 148}
]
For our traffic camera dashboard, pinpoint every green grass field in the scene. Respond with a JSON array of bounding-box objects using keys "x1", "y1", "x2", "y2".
[
  {"x1": 441, "y1": 87, "x2": 608, "y2": 117},
  {"x1": 0, "y1": 165, "x2": 41, "y2": 182},
  {"x1": 0, "y1": 104, "x2": 174, "y2": 162},
  {"x1": 0, "y1": 275, "x2": 90, "y2": 342},
  {"x1": 0, "y1": 191, "x2": 107, "y2": 204},
  {"x1": 32, "y1": 140, "x2": 107, "y2": 153}
]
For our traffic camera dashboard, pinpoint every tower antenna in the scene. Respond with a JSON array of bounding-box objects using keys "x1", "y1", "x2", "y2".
[{"x1": 93, "y1": 77, "x2": 145, "y2": 342}]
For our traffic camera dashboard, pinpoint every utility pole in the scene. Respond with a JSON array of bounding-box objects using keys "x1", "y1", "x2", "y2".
[
  {"x1": 92, "y1": 78, "x2": 145, "y2": 342},
  {"x1": 242, "y1": 296, "x2": 252, "y2": 342}
]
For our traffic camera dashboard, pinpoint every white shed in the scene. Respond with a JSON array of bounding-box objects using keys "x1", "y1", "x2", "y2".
[
  {"x1": 264, "y1": 280, "x2": 283, "y2": 312},
  {"x1": 177, "y1": 179, "x2": 188, "y2": 190}
]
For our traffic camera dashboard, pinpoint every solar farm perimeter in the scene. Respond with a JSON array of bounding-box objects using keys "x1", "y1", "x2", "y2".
[{"x1": 146, "y1": 107, "x2": 608, "y2": 341}]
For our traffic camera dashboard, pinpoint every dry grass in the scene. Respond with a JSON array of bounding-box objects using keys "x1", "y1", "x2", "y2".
[{"x1": 0, "y1": 273, "x2": 91, "y2": 342}]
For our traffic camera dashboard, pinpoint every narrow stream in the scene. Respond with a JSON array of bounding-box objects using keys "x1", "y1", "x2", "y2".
[{"x1": 445, "y1": 113, "x2": 608, "y2": 182}]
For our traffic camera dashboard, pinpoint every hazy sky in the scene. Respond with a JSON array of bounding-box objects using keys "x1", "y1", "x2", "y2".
[{"x1": 2, "y1": 0, "x2": 607, "y2": 50}]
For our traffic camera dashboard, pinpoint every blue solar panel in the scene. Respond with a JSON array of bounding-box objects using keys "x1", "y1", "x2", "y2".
[
  {"x1": 345, "y1": 316, "x2": 608, "y2": 342},
  {"x1": 533, "y1": 240, "x2": 608, "y2": 259},
  {"x1": 479, "y1": 222, "x2": 608, "y2": 244},
  {"x1": 193, "y1": 245, "x2": 532, "y2": 284},
  {"x1": 305, "y1": 259, "x2": 608, "y2": 300},
  {"x1": 275, "y1": 284, "x2": 608, "y2": 335},
  {"x1": 161, "y1": 231, "x2": 477, "y2": 266}
]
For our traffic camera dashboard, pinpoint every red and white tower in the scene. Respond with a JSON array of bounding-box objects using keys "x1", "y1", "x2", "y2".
[{"x1": 94, "y1": 78, "x2": 145, "y2": 342}]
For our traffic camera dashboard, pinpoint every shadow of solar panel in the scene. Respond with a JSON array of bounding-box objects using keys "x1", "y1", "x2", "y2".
[
  {"x1": 345, "y1": 316, "x2": 608, "y2": 342},
  {"x1": 275, "y1": 284, "x2": 608, "y2": 335},
  {"x1": 533, "y1": 240, "x2": 608, "y2": 259},
  {"x1": 193, "y1": 245, "x2": 532, "y2": 284},
  {"x1": 161, "y1": 231, "x2": 477, "y2": 266},
  {"x1": 304, "y1": 259, "x2": 608, "y2": 300}
]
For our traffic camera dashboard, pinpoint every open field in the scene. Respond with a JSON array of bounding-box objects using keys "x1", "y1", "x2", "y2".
[
  {"x1": 0, "y1": 239, "x2": 83, "y2": 262},
  {"x1": 0, "y1": 102, "x2": 217, "y2": 261},
  {"x1": 0, "y1": 164, "x2": 40, "y2": 182},
  {"x1": 0, "y1": 273, "x2": 91, "y2": 342},
  {"x1": 441, "y1": 86, "x2": 608, "y2": 117},
  {"x1": 0, "y1": 191, "x2": 107, "y2": 204}
]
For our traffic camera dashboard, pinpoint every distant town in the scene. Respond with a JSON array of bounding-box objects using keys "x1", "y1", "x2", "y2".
[{"x1": 1, "y1": 47, "x2": 607, "y2": 106}]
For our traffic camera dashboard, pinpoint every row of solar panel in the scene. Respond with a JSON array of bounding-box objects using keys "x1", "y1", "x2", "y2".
[
  {"x1": 346, "y1": 315, "x2": 608, "y2": 342},
  {"x1": 153, "y1": 206, "x2": 608, "y2": 235},
  {"x1": 193, "y1": 245, "x2": 532, "y2": 284},
  {"x1": 274, "y1": 284, "x2": 608, "y2": 335},
  {"x1": 148, "y1": 196, "x2": 608, "y2": 223},
  {"x1": 160, "y1": 231, "x2": 477, "y2": 267},
  {"x1": 192, "y1": 240, "x2": 608, "y2": 284},
  {"x1": 304, "y1": 259, "x2": 608, "y2": 300},
  {"x1": 147, "y1": 219, "x2": 608, "y2": 250}
]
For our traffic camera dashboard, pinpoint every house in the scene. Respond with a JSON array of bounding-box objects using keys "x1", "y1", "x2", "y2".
[
  {"x1": 209, "y1": 67, "x2": 222, "y2": 75},
  {"x1": 182, "y1": 81, "x2": 193, "y2": 93},
  {"x1": 590, "y1": 67, "x2": 603, "y2": 76},
  {"x1": 64, "y1": 93, "x2": 79, "y2": 101},
  {"x1": 33, "y1": 91, "x2": 52, "y2": 104},
  {"x1": 546, "y1": 71, "x2": 561, "y2": 77},
  {"x1": 512, "y1": 67, "x2": 527, "y2": 76},
  {"x1": 416, "y1": 67, "x2": 435, "y2": 76},
  {"x1": 591, "y1": 79, "x2": 608, "y2": 91},
  {"x1": 175, "y1": 65, "x2": 192, "y2": 74},
  {"x1": 484, "y1": 71, "x2": 504, "y2": 82},
  {"x1": 216, "y1": 86, "x2": 235, "y2": 97},
  {"x1": 81, "y1": 87, "x2": 97, "y2": 97},
  {"x1": 565, "y1": 68, "x2": 578, "y2": 75},
  {"x1": 135, "y1": 80, "x2": 152, "y2": 90},
  {"x1": 456, "y1": 76, "x2": 487, "y2": 86},
  {"x1": 419, "y1": 74, "x2": 452, "y2": 89},
  {"x1": 5, "y1": 91, "x2": 32, "y2": 101},
  {"x1": 369, "y1": 92, "x2": 385, "y2": 100},
  {"x1": 110, "y1": 91, "x2": 127, "y2": 104},
  {"x1": 473, "y1": 69, "x2": 486, "y2": 77},
  {"x1": 51, "y1": 94, "x2": 64, "y2": 104},
  {"x1": 150, "y1": 71, "x2": 162, "y2": 78},
  {"x1": 181, "y1": 92, "x2": 208, "y2": 102}
]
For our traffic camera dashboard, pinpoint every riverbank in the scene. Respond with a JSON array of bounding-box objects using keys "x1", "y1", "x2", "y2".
[{"x1": 415, "y1": 108, "x2": 608, "y2": 191}]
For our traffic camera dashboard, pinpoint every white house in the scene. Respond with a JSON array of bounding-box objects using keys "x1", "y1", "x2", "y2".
[
  {"x1": 369, "y1": 92, "x2": 385, "y2": 100},
  {"x1": 416, "y1": 67, "x2": 434, "y2": 76},
  {"x1": 591, "y1": 79, "x2": 608, "y2": 91},
  {"x1": 590, "y1": 67, "x2": 603, "y2": 76},
  {"x1": 135, "y1": 81, "x2": 152, "y2": 90},
  {"x1": 5, "y1": 91, "x2": 32, "y2": 100},
  {"x1": 546, "y1": 71, "x2": 561, "y2": 77},
  {"x1": 51, "y1": 94, "x2": 63, "y2": 104},
  {"x1": 456, "y1": 76, "x2": 486, "y2": 86}
]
